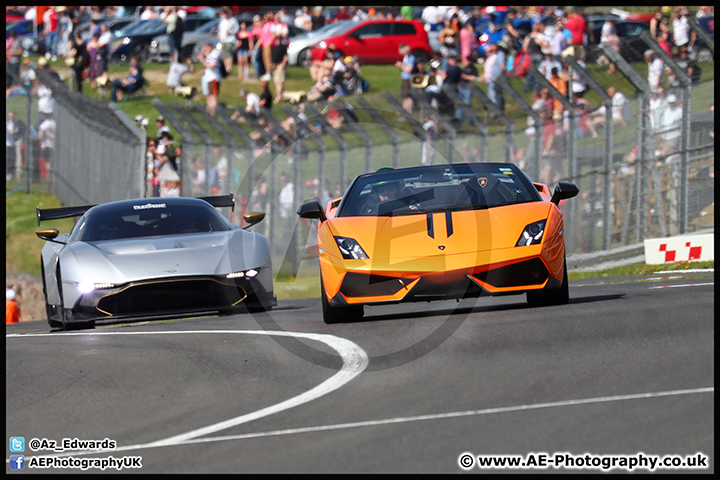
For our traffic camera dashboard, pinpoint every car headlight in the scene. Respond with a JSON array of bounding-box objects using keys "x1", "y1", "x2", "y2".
[
  {"x1": 516, "y1": 220, "x2": 546, "y2": 247},
  {"x1": 227, "y1": 269, "x2": 259, "y2": 279},
  {"x1": 77, "y1": 282, "x2": 115, "y2": 293},
  {"x1": 150, "y1": 40, "x2": 158, "y2": 49},
  {"x1": 317, "y1": 41, "x2": 327, "y2": 49},
  {"x1": 335, "y1": 236, "x2": 369, "y2": 259}
]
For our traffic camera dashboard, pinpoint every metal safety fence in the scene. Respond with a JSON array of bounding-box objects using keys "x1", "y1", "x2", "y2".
[{"x1": 6, "y1": 65, "x2": 145, "y2": 206}]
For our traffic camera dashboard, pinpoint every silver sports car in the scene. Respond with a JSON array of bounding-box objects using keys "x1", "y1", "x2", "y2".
[{"x1": 36, "y1": 195, "x2": 275, "y2": 330}]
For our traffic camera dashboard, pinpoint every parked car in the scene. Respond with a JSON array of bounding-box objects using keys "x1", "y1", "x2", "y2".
[
  {"x1": 288, "y1": 20, "x2": 357, "y2": 67},
  {"x1": 7, "y1": 19, "x2": 42, "y2": 38},
  {"x1": 111, "y1": 15, "x2": 214, "y2": 63},
  {"x1": 310, "y1": 19, "x2": 432, "y2": 65},
  {"x1": 585, "y1": 19, "x2": 651, "y2": 64},
  {"x1": 78, "y1": 16, "x2": 139, "y2": 43}
]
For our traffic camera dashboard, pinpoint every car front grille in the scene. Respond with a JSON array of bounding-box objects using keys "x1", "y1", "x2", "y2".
[
  {"x1": 96, "y1": 278, "x2": 246, "y2": 316},
  {"x1": 471, "y1": 258, "x2": 549, "y2": 288}
]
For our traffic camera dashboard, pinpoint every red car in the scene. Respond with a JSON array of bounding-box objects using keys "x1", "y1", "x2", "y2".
[{"x1": 310, "y1": 19, "x2": 431, "y2": 65}]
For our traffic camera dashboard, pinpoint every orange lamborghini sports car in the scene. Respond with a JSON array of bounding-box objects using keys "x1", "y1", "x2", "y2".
[{"x1": 297, "y1": 163, "x2": 579, "y2": 324}]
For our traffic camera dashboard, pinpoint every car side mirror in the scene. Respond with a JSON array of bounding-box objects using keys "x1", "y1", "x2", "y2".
[
  {"x1": 296, "y1": 200, "x2": 327, "y2": 222},
  {"x1": 242, "y1": 211, "x2": 265, "y2": 229},
  {"x1": 36, "y1": 227, "x2": 66, "y2": 244},
  {"x1": 551, "y1": 182, "x2": 579, "y2": 205}
]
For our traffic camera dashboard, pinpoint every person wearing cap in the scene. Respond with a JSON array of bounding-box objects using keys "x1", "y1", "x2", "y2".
[
  {"x1": 155, "y1": 116, "x2": 170, "y2": 145},
  {"x1": 37, "y1": 57, "x2": 62, "y2": 82},
  {"x1": 644, "y1": 49, "x2": 665, "y2": 92},
  {"x1": 6, "y1": 288, "x2": 21, "y2": 324},
  {"x1": 657, "y1": 93, "x2": 682, "y2": 155}
]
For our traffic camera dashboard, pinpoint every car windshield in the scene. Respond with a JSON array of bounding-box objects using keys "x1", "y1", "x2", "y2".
[
  {"x1": 338, "y1": 163, "x2": 541, "y2": 217},
  {"x1": 316, "y1": 20, "x2": 357, "y2": 36},
  {"x1": 195, "y1": 18, "x2": 220, "y2": 34},
  {"x1": 73, "y1": 202, "x2": 232, "y2": 242}
]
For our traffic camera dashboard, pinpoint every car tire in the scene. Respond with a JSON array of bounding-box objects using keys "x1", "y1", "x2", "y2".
[
  {"x1": 411, "y1": 49, "x2": 430, "y2": 65},
  {"x1": 321, "y1": 277, "x2": 363, "y2": 324},
  {"x1": 298, "y1": 48, "x2": 313, "y2": 67},
  {"x1": 41, "y1": 261, "x2": 63, "y2": 329},
  {"x1": 132, "y1": 43, "x2": 149, "y2": 62},
  {"x1": 54, "y1": 265, "x2": 94, "y2": 330},
  {"x1": 526, "y1": 258, "x2": 569, "y2": 307},
  {"x1": 697, "y1": 47, "x2": 713, "y2": 63}
]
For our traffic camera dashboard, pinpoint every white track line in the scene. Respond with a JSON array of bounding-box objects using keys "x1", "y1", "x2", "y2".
[
  {"x1": 649, "y1": 282, "x2": 714, "y2": 289},
  {"x1": 7, "y1": 330, "x2": 369, "y2": 456}
]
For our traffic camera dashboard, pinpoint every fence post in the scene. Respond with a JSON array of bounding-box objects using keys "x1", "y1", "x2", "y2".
[
  {"x1": 408, "y1": 88, "x2": 457, "y2": 164},
  {"x1": 356, "y1": 96, "x2": 401, "y2": 168},
  {"x1": 214, "y1": 104, "x2": 258, "y2": 202},
  {"x1": 565, "y1": 57, "x2": 614, "y2": 250},
  {"x1": 495, "y1": 76, "x2": 542, "y2": 181},
  {"x1": 599, "y1": 43, "x2": 653, "y2": 245},
  {"x1": 640, "y1": 32, "x2": 693, "y2": 234},
  {"x1": 303, "y1": 103, "x2": 348, "y2": 189},
  {"x1": 467, "y1": 82, "x2": 514, "y2": 163},
  {"x1": 328, "y1": 98, "x2": 374, "y2": 173}
]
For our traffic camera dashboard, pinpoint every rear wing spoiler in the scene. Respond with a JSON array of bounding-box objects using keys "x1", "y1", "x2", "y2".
[
  {"x1": 198, "y1": 194, "x2": 235, "y2": 211},
  {"x1": 36, "y1": 194, "x2": 236, "y2": 226},
  {"x1": 36, "y1": 204, "x2": 95, "y2": 226}
]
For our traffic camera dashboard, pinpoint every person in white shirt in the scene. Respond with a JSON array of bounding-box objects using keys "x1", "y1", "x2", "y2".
[
  {"x1": 217, "y1": 8, "x2": 239, "y2": 76},
  {"x1": 421, "y1": 6, "x2": 441, "y2": 31},
  {"x1": 166, "y1": 55, "x2": 195, "y2": 99},
  {"x1": 38, "y1": 113, "x2": 56, "y2": 178},
  {"x1": 644, "y1": 50, "x2": 665, "y2": 92},
  {"x1": 196, "y1": 43, "x2": 222, "y2": 117},
  {"x1": 6, "y1": 111, "x2": 19, "y2": 180},
  {"x1": 657, "y1": 94, "x2": 682, "y2": 142},
  {"x1": 593, "y1": 86, "x2": 631, "y2": 128},
  {"x1": 239, "y1": 89, "x2": 261, "y2": 117},
  {"x1": 35, "y1": 81, "x2": 55, "y2": 116}
]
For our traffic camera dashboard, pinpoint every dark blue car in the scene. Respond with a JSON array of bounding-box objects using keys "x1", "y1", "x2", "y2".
[{"x1": 110, "y1": 16, "x2": 213, "y2": 63}]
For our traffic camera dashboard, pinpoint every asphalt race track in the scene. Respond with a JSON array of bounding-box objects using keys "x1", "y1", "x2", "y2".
[{"x1": 6, "y1": 270, "x2": 714, "y2": 473}]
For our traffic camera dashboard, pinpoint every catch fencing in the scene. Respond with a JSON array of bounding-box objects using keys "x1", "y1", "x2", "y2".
[
  {"x1": 8, "y1": 42, "x2": 713, "y2": 274},
  {"x1": 7, "y1": 66, "x2": 145, "y2": 206}
]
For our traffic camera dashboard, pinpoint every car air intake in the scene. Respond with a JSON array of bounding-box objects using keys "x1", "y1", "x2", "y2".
[{"x1": 340, "y1": 273, "x2": 407, "y2": 298}]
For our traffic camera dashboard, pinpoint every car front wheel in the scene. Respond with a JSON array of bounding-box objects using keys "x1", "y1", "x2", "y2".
[
  {"x1": 527, "y1": 259, "x2": 569, "y2": 307},
  {"x1": 321, "y1": 277, "x2": 363, "y2": 324}
]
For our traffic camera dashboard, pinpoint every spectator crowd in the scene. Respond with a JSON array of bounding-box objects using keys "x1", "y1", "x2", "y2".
[{"x1": 6, "y1": 5, "x2": 713, "y2": 199}]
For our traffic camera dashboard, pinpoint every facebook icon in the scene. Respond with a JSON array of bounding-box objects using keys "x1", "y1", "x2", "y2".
[{"x1": 10, "y1": 455, "x2": 25, "y2": 470}]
